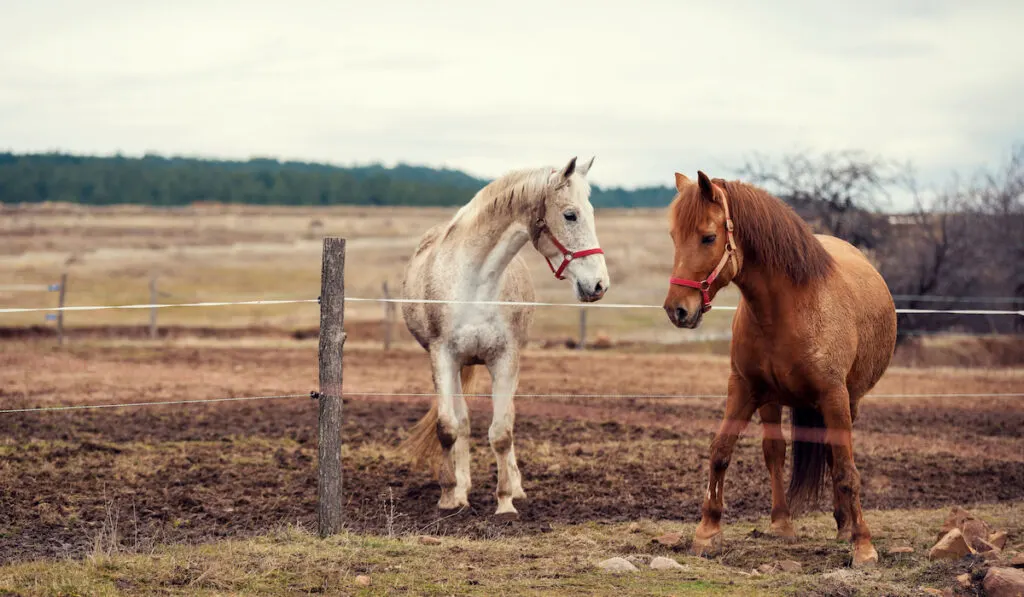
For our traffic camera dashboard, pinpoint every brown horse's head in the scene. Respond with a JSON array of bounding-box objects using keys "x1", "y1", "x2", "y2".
[{"x1": 663, "y1": 171, "x2": 740, "y2": 329}]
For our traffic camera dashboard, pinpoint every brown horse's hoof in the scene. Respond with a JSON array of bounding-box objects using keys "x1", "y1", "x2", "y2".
[
  {"x1": 852, "y1": 543, "x2": 878, "y2": 568},
  {"x1": 493, "y1": 511, "x2": 520, "y2": 523},
  {"x1": 769, "y1": 520, "x2": 797, "y2": 541},
  {"x1": 690, "y1": 530, "x2": 724, "y2": 557}
]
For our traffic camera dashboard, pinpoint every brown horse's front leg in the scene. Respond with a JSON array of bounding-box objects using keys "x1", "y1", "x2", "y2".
[
  {"x1": 759, "y1": 404, "x2": 795, "y2": 539},
  {"x1": 820, "y1": 387, "x2": 876, "y2": 568},
  {"x1": 692, "y1": 374, "x2": 758, "y2": 557}
]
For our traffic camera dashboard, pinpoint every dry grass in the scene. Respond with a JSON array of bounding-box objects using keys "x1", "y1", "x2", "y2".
[
  {"x1": 0, "y1": 203, "x2": 740, "y2": 340},
  {"x1": 1, "y1": 502, "x2": 1020, "y2": 596}
]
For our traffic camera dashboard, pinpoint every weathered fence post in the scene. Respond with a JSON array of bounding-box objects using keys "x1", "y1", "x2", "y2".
[
  {"x1": 56, "y1": 273, "x2": 67, "y2": 346},
  {"x1": 577, "y1": 308, "x2": 587, "y2": 350},
  {"x1": 149, "y1": 275, "x2": 159, "y2": 340},
  {"x1": 317, "y1": 237, "x2": 346, "y2": 537}
]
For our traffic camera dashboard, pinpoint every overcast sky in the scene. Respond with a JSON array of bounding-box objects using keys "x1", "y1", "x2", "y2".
[{"x1": 2, "y1": 0, "x2": 1022, "y2": 202}]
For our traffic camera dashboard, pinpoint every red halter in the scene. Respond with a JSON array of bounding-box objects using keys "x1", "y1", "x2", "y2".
[
  {"x1": 668, "y1": 193, "x2": 738, "y2": 313},
  {"x1": 540, "y1": 227, "x2": 605, "y2": 280}
]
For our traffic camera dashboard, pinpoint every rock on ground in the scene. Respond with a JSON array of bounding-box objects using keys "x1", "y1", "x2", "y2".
[
  {"x1": 598, "y1": 557, "x2": 639, "y2": 573},
  {"x1": 650, "y1": 556, "x2": 685, "y2": 571},
  {"x1": 983, "y1": 567, "x2": 1024, "y2": 597},
  {"x1": 929, "y1": 529, "x2": 972, "y2": 561},
  {"x1": 417, "y1": 535, "x2": 442, "y2": 546},
  {"x1": 354, "y1": 575, "x2": 371, "y2": 587}
]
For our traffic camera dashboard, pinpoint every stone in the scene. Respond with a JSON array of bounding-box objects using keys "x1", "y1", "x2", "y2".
[
  {"x1": 354, "y1": 575, "x2": 371, "y2": 587},
  {"x1": 990, "y1": 531, "x2": 1008, "y2": 550},
  {"x1": 957, "y1": 573, "x2": 972, "y2": 588},
  {"x1": 598, "y1": 557, "x2": 639, "y2": 573},
  {"x1": 650, "y1": 556, "x2": 685, "y2": 571},
  {"x1": 973, "y1": 539, "x2": 1002, "y2": 554},
  {"x1": 962, "y1": 518, "x2": 993, "y2": 548},
  {"x1": 938, "y1": 507, "x2": 975, "y2": 540},
  {"x1": 1012, "y1": 553, "x2": 1024, "y2": 568},
  {"x1": 652, "y1": 532, "x2": 684, "y2": 548},
  {"x1": 418, "y1": 535, "x2": 442, "y2": 546},
  {"x1": 757, "y1": 563, "x2": 775, "y2": 574},
  {"x1": 983, "y1": 567, "x2": 1024, "y2": 597},
  {"x1": 888, "y1": 546, "x2": 915, "y2": 554},
  {"x1": 929, "y1": 529, "x2": 973, "y2": 561},
  {"x1": 776, "y1": 560, "x2": 803, "y2": 573}
]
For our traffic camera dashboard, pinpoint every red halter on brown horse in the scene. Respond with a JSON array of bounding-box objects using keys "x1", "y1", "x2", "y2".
[{"x1": 662, "y1": 171, "x2": 896, "y2": 568}]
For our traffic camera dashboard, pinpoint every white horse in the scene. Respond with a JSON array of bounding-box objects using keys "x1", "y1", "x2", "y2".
[{"x1": 399, "y1": 156, "x2": 610, "y2": 520}]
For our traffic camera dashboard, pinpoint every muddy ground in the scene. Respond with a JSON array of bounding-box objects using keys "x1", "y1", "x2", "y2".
[{"x1": 1, "y1": 342, "x2": 1022, "y2": 564}]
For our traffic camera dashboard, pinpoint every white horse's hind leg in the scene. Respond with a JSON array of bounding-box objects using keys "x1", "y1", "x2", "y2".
[
  {"x1": 487, "y1": 351, "x2": 524, "y2": 520},
  {"x1": 431, "y1": 349, "x2": 470, "y2": 511}
]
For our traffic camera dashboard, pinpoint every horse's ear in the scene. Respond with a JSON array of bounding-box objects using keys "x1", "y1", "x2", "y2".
[
  {"x1": 577, "y1": 156, "x2": 595, "y2": 177},
  {"x1": 558, "y1": 156, "x2": 578, "y2": 179},
  {"x1": 673, "y1": 172, "x2": 690, "y2": 192},
  {"x1": 697, "y1": 170, "x2": 719, "y2": 203}
]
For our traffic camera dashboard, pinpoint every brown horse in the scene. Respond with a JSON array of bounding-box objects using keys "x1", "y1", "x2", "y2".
[{"x1": 662, "y1": 171, "x2": 896, "y2": 568}]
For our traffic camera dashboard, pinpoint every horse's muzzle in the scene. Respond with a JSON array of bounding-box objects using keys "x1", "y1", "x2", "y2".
[{"x1": 664, "y1": 304, "x2": 703, "y2": 329}]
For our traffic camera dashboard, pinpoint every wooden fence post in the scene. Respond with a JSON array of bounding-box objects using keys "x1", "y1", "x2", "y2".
[
  {"x1": 149, "y1": 275, "x2": 159, "y2": 340},
  {"x1": 317, "y1": 237, "x2": 346, "y2": 537},
  {"x1": 578, "y1": 308, "x2": 587, "y2": 350},
  {"x1": 56, "y1": 273, "x2": 67, "y2": 346}
]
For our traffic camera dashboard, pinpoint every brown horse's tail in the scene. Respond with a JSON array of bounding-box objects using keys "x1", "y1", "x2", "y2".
[
  {"x1": 399, "y1": 365, "x2": 479, "y2": 477},
  {"x1": 787, "y1": 407, "x2": 829, "y2": 514}
]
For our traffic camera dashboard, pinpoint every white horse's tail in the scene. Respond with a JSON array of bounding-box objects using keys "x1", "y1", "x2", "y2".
[{"x1": 400, "y1": 365, "x2": 480, "y2": 477}]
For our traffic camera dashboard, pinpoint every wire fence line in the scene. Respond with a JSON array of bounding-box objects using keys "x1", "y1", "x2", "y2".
[
  {"x1": 0, "y1": 393, "x2": 309, "y2": 414},
  {"x1": 1, "y1": 296, "x2": 1022, "y2": 317},
  {"x1": 3, "y1": 389, "x2": 1022, "y2": 415}
]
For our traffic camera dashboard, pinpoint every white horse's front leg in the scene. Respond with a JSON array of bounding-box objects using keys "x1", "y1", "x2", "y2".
[
  {"x1": 487, "y1": 351, "x2": 524, "y2": 520},
  {"x1": 432, "y1": 349, "x2": 470, "y2": 511}
]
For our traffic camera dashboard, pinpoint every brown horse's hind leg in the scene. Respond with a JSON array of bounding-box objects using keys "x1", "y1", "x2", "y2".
[
  {"x1": 826, "y1": 450, "x2": 853, "y2": 542},
  {"x1": 759, "y1": 404, "x2": 795, "y2": 540},
  {"x1": 692, "y1": 374, "x2": 759, "y2": 557},
  {"x1": 820, "y1": 387, "x2": 877, "y2": 568}
]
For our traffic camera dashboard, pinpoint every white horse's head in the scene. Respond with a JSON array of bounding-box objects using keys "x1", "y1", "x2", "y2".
[{"x1": 531, "y1": 156, "x2": 611, "y2": 302}]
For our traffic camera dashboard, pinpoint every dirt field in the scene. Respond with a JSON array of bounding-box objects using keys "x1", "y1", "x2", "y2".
[{"x1": 2, "y1": 340, "x2": 1021, "y2": 567}]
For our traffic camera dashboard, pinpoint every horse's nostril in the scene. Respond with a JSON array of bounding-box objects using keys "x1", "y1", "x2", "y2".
[
  {"x1": 594, "y1": 281, "x2": 604, "y2": 295},
  {"x1": 676, "y1": 307, "x2": 688, "y2": 322}
]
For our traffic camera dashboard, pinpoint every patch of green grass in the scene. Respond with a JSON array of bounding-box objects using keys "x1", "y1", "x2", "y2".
[{"x1": 3, "y1": 502, "x2": 1020, "y2": 596}]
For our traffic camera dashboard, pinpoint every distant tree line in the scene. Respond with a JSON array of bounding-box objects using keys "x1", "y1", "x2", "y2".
[{"x1": 0, "y1": 152, "x2": 676, "y2": 209}]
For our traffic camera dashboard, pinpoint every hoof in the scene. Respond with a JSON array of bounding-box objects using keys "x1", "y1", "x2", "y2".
[
  {"x1": 852, "y1": 544, "x2": 879, "y2": 568},
  {"x1": 493, "y1": 510, "x2": 520, "y2": 523},
  {"x1": 690, "y1": 530, "x2": 723, "y2": 557},
  {"x1": 769, "y1": 520, "x2": 797, "y2": 541},
  {"x1": 437, "y1": 494, "x2": 469, "y2": 512}
]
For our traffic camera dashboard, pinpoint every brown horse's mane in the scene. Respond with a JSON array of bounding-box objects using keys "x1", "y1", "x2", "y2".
[{"x1": 670, "y1": 178, "x2": 834, "y2": 285}]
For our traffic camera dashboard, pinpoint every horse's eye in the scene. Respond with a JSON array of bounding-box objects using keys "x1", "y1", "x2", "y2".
[
  {"x1": 564, "y1": 211, "x2": 577, "y2": 222},
  {"x1": 701, "y1": 234, "x2": 717, "y2": 245}
]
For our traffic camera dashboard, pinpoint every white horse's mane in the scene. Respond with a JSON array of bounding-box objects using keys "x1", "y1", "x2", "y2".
[{"x1": 446, "y1": 166, "x2": 570, "y2": 234}]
